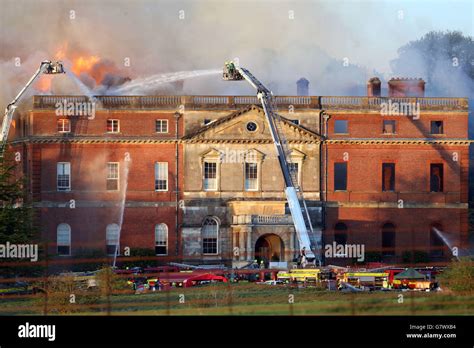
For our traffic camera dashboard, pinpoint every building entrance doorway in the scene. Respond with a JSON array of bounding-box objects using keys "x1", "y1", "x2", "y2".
[{"x1": 254, "y1": 234, "x2": 284, "y2": 266}]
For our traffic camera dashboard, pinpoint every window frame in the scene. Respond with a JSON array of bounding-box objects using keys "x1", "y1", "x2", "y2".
[
  {"x1": 155, "y1": 162, "x2": 169, "y2": 192},
  {"x1": 382, "y1": 163, "x2": 395, "y2": 192},
  {"x1": 57, "y1": 162, "x2": 71, "y2": 192},
  {"x1": 430, "y1": 121, "x2": 444, "y2": 135},
  {"x1": 57, "y1": 118, "x2": 71, "y2": 133},
  {"x1": 202, "y1": 217, "x2": 219, "y2": 255},
  {"x1": 245, "y1": 121, "x2": 258, "y2": 133},
  {"x1": 57, "y1": 223, "x2": 71, "y2": 256},
  {"x1": 334, "y1": 162, "x2": 348, "y2": 191},
  {"x1": 155, "y1": 223, "x2": 168, "y2": 256},
  {"x1": 382, "y1": 120, "x2": 396, "y2": 134},
  {"x1": 107, "y1": 119, "x2": 120, "y2": 133},
  {"x1": 288, "y1": 162, "x2": 301, "y2": 187},
  {"x1": 430, "y1": 163, "x2": 444, "y2": 192},
  {"x1": 155, "y1": 119, "x2": 169, "y2": 134},
  {"x1": 244, "y1": 161, "x2": 259, "y2": 191},
  {"x1": 106, "y1": 162, "x2": 120, "y2": 191},
  {"x1": 334, "y1": 120, "x2": 348, "y2": 134},
  {"x1": 203, "y1": 161, "x2": 218, "y2": 191},
  {"x1": 106, "y1": 223, "x2": 120, "y2": 256}
]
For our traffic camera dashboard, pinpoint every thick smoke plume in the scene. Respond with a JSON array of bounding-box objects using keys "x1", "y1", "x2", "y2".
[
  {"x1": 0, "y1": 0, "x2": 378, "y2": 108},
  {"x1": 0, "y1": 0, "x2": 472, "y2": 110}
]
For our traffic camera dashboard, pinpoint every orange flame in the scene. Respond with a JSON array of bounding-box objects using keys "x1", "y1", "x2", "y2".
[
  {"x1": 42, "y1": 43, "x2": 120, "y2": 88},
  {"x1": 71, "y1": 56, "x2": 100, "y2": 76}
]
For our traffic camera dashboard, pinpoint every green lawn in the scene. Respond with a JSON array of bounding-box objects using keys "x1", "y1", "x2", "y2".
[{"x1": 1, "y1": 283, "x2": 473, "y2": 315}]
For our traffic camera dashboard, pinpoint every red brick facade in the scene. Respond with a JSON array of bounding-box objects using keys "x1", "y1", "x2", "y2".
[{"x1": 6, "y1": 91, "x2": 470, "y2": 266}]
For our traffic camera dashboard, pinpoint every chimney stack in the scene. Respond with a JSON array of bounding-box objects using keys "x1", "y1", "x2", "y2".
[
  {"x1": 388, "y1": 78, "x2": 425, "y2": 97},
  {"x1": 367, "y1": 77, "x2": 381, "y2": 97},
  {"x1": 297, "y1": 78, "x2": 309, "y2": 96}
]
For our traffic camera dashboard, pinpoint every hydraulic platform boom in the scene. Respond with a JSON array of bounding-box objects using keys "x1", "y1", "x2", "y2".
[
  {"x1": 223, "y1": 61, "x2": 321, "y2": 262},
  {"x1": 0, "y1": 60, "x2": 65, "y2": 157}
]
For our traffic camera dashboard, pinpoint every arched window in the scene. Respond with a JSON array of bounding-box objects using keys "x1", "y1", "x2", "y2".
[
  {"x1": 430, "y1": 223, "x2": 444, "y2": 257},
  {"x1": 334, "y1": 222, "x2": 348, "y2": 246},
  {"x1": 57, "y1": 223, "x2": 71, "y2": 256},
  {"x1": 155, "y1": 224, "x2": 168, "y2": 255},
  {"x1": 382, "y1": 223, "x2": 396, "y2": 256},
  {"x1": 106, "y1": 224, "x2": 120, "y2": 256},
  {"x1": 202, "y1": 217, "x2": 218, "y2": 254}
]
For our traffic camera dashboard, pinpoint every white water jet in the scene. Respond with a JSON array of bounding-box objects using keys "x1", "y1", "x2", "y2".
[
  {"x1": 108, "y1": 69, "x2": 221, "y2": 95},
  {"x1": 113, "y1": 158, "x2": 131, "y2": 268},
  {"x1": 64, "y1": 70, "x2": 96, "y2": 99},
  {"x1": 432, "y1": 227, "x2": 461, "y2": 261}
]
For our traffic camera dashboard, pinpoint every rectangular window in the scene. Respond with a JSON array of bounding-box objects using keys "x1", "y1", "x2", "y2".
[
  {"x1": 106, "y1": 226, "x2": 119, "y2": 256},
  {"x1": 202, "y1": 220, "x2": 218, "y2": 255},
  {"x1": 430, "y1": 121, "x2": 444, "y2": 134},
  {"x1": 155, "y1": 225, "x2": 168, "y2": 255},
  {"x1": 57, "y1": 119, "x2": 71, "y2": 133},
  {"x1": 203, "y1": 162, "x2": 217, "y2": 191},
  {"x1": 383, "y1": 120, "x2": 396, "y2": 134},
  {"x1": 288, "y1": 162, "x2": 300, "y2": 186},
  {"x1": 107, "y1": 119, "x2": 120, "y2": 133},
  {"x1": 203, "y1": 238, "x2": 217, "y2": 254},
  {"x1": 155, "y1": 119, "x2": 168, "y2": 133},
  {"x1": 107, "y1": 163, "x2": 119, "y2": 191},
  {"x1": 155, "y1": 240, "x2": 167, "y2": 255},
  {"x1": 382, "y1": 163, "x2": 395, "y2": 191},
  {"x1": 57, "y1": 226, "x2": 71, "y2": 256},
  {"x1": 245, "y1": 162, "x2": 258, "y2": 191},
  {"x1": 155, "y1": 162, "x2": 168, "y2": 191},
  {"x1": 334, "y1": 162, "x2": 347, "y2": 191},
  {"x1": 57, "y1": 162, "x2": 71, "y2": 191},
  {"x1": 334, "y1": 120, "x2": 348, "y2": 134},
  {"x1": 430, "y1": 164, "x2": 444, "y2": 192}
]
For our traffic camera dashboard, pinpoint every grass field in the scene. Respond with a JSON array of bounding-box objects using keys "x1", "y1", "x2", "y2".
[{"x1": 1, "y1": 283, "x2": 473, "y2": 316}]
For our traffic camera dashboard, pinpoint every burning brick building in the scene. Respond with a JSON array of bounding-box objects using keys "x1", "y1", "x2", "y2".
[{"x1": 6, "y1": 78, "x2": 470, "y2": 267}]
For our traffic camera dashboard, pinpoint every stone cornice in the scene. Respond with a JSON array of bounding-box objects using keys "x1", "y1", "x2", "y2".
[
  {"x1": 11, "y1": 136, "x2": 177, "y2": 145},
  {"x1": 11, "y1": 137, "x2": 470, "y2": 146},
  {"x1": 325, "y1": 139, "x2": 472, "y2": 145},
  {"x1": 326, "y1": 201, "x2": 469, "y2": 209},
  {"x1": 10, "y1": 137, "x2": 319, "y2": 145}
]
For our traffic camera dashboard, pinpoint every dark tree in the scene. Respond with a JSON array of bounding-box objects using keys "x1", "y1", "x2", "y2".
[
  {"x1": 390, "y1": 31, "x2": 474, "y2": 96},
  {"x1": 0, "y1": 154, "x2": 36, "y2": 244}
]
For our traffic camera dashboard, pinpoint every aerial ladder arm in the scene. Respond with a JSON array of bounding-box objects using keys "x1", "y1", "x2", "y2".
[
  {"x1": 0, "y1": 60, "x2": 65, "y2": 157},
  {"x1": 223, "y1": 61, "x2": 321, "y2": 262}
]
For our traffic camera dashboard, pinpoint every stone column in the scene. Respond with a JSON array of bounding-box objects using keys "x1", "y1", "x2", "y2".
[
  {"x1": 247, "y1": 227, "x2": 253, "y2": 261},
  {"x1": 289, "y1": 230, "x2": 295, "y2": 261},
  {"x1": 233, "y1": 230, "x2": 240, "y2": 261},
  {"x1": 239, "y1": 229, "x2": 246, "y2": 261}
]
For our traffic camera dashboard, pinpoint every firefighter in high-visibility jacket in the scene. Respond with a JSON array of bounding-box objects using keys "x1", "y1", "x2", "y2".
[{"x1": 147, "y1": 278, "x2": 158, "y2": 291}]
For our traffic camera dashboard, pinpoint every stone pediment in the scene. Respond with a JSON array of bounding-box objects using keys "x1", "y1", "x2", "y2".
[
  {"x1": 199, "y1": 148, "x2": 221, "y2": 160},
  {"x1": 183, "y1": 105, "x2": 321, "y2": 143}
]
